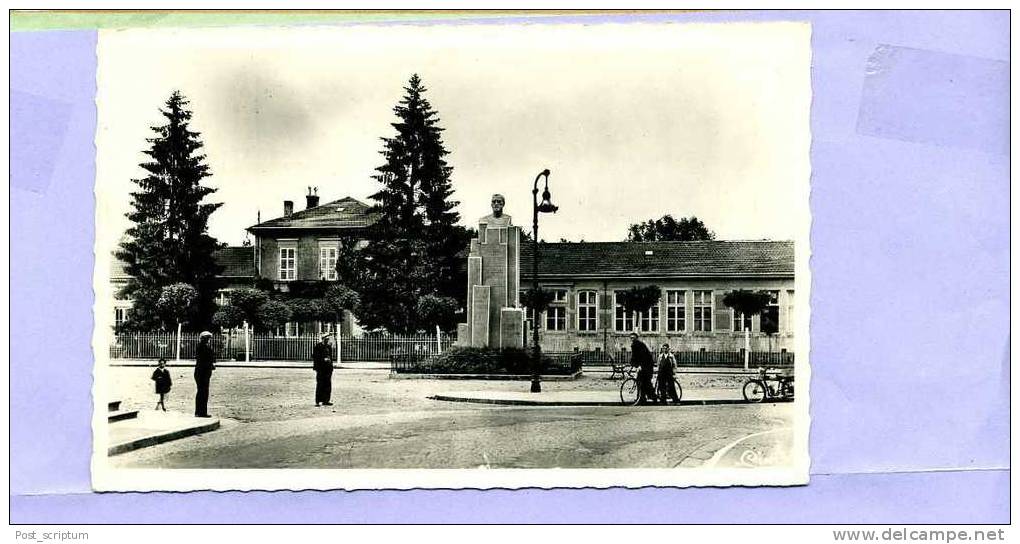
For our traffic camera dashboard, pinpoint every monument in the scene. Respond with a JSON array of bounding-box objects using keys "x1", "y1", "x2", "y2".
[{"x1": 457, "y1": 194, "x2": 526, "y2": 349}]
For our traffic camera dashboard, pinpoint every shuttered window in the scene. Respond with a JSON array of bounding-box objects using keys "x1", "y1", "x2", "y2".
[
  {"x1": 319, "y1": 246, "x2": 338, "y2": 280},
  {"x1": 279, "y1": 247, "x2": 297, "y2": 281}
]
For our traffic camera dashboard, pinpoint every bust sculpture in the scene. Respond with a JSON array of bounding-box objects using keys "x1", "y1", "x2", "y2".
[{"x1": 479, "y1": 193, "x2": 512, "y2": 227}]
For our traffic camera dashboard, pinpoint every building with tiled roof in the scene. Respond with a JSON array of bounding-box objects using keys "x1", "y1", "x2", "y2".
[
  {"x1": 110, "y1": 246, "x2": 257, "y2": 330},
  {"x1": 246, "y1": 191, "x2": 375, "y2": 291},
  {"x1": 515, "y1": 239, "x2": 796, "y2": 353}
]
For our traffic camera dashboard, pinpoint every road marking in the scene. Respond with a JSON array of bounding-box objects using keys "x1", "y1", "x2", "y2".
[{"x1": 705, "y1": 427, "x2": 792, "y2": 468}]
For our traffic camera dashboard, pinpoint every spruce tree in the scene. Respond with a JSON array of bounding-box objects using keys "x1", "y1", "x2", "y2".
[
  {"x1": 116, "y1": 91, "x2": 222, "y2": 331},
  {"x1": 358, "y1": 75, "x2": 468, "y2": 333}
]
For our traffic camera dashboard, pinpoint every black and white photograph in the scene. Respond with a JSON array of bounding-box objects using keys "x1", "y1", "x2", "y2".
[{"x1": 91, "y1": 21, "x2": 811, "y2": 490}]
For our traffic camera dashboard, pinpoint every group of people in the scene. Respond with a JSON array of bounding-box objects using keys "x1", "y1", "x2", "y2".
[
  {"x1": 147, "y1": 331, "x2": 678, "y2": 415},
  {"x1": 629, "y1": 332, "x2": 681, "y2": 405},
  {"x1": 148, "y1": 331, "x2": 338, "y2": 417}
]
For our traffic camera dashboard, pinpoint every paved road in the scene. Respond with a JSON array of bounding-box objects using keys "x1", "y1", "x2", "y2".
[{"x1": 106, "y1": 366, "x2": 794, "y2": 469}]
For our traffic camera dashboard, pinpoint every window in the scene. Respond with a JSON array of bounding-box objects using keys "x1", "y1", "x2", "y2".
[
  {"x1": 319, "y1": 245, "x2": 338, "y2": 280},
  {"x1": 545, "y1": 307, "x2": 566, "y2": 331},
  {"x1": 693, "y1": 290, "x2": 713, "y2": 332},
  {"x1": 638, "y1": 304, "x2": 659, "y2": 333},
  {"x1": 279, "y1": 247, "x2": 297, "y2": 281},
  {"x1": 614, "y1": 293, "x2": 634, "y2": 332},
  {"x1": 666, "y1": 290, "x2": 686, "y2": 332},
  {"x1": 577, "y1": 290, "x2": 598, "y2": 332},
  {"x1": 114, "y1": 307, "x2": 129, "y2": 330},
  {"x1": 733, "y1": 311, "x2": 753, "y2": 333},
  {"x1": 615, "y1": 291, "x2": 659, "y2": 333},
  {"x1": 545, "y1": 289, "x2": 567, "y2": 331},
  {"x1": 761, "y1": 290, "x2": 780, "y2": 334}
]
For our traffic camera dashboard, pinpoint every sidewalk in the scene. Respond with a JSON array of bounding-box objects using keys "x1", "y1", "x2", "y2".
[
  {"x1": 108, "y1": 410, "x2": 221, "y2": 456},
  {"x1": 430, "y1": 387, "x2": 751, "y2": 407}
]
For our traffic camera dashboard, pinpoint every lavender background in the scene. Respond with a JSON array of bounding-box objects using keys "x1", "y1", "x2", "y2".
[{"x1": 10, "y1": 11, "x2": 1009, "y2": 523}]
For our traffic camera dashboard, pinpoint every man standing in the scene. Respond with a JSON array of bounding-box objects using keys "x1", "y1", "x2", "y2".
[
  {"x1": 630, "y1": 332, "x2": 657, "y2": 404},
  {"x1": 313, "y1": 334, "x2": 334, "y2": 407},
  {"x1": 194, "y1": 331, "x2": 216, "y2": 417}
]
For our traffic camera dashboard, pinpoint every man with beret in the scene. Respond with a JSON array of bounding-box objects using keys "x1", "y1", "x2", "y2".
[{"x1": 313, "y1": 334, "x2": 335, "y2": 407}]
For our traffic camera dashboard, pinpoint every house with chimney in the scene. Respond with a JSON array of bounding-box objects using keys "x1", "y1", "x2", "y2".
[
  {"x1": 244, "y1": 188, "x2": 378, "y2": 335},
  {"x1": 111, "y1": 188, "x2": 378, "y2": 336}
]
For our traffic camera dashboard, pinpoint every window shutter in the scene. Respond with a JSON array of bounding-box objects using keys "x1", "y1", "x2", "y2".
[
  {"x1": 566, "y1": 290, "x2": 576, "y2": 331},
  {"x1": 713, "y1": 292, "x2": 731, "y2": 332}
]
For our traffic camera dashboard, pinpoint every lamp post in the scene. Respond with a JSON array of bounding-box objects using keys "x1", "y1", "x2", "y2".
[{"x1": 531, "y1": 169, "x2": 557, "y2": 393}]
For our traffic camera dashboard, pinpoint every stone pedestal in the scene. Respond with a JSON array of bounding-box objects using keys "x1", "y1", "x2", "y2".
[{"x1": 457, "y1": 221, "x2": 524, "y2": 349}]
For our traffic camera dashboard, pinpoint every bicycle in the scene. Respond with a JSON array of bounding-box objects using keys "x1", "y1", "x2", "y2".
[
  {"x1": 742, "y1": 367, "x2": 794, "y2": 403},
  {"x1": 619, "y1": 365, "x2": 683, "y2": 406}
]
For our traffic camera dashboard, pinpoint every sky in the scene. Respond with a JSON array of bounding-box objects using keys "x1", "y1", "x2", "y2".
[{"x1": 96, "y1": 21, "x2": 811, "y2": 247}]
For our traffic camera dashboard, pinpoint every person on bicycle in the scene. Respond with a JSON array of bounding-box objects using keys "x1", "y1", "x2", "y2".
[
  {"x1": 629, "y1": 332, "x2": 657, "y2": 404},
  {"x1": 656, "y1": 343, "x2": 680, "y2": 404}
]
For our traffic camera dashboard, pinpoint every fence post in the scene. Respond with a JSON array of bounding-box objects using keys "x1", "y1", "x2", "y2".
[
  {"x1": 744, "y1": 326, "x2": 750, "y2": 371},
  {"x1": 435, "y1": 325, "x2": 441, "y2": 355},
  {"x1": 335, "y1": 322, "x2": 341, "y2": 364},
  {"x1": 244, "y1": 321, "x2": 251, "y2": 362},
  {"x1": 175, "y1": 322, "x2": 182, "y2": 364}
]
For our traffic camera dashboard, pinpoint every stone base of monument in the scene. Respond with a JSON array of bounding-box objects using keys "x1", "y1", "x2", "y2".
[{"x1": 458, "y1": 219, "x2": 527, "y2": 350}]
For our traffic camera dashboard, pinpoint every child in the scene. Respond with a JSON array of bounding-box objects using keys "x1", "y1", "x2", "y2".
[
  {"x1": 656, "y1": 343, "x2": 680, "y2": 404},
  {"x1": 151, "y1": 358, "x2": 172, "y2": 411}
]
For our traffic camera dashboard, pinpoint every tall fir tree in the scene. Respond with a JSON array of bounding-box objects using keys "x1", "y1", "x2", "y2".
[
  {"x1": 116, "y1": 91, "x2": 223, "y2": 331},
  {"x1": 358, "y1": 75, "x2": 468, "y2": 333}
]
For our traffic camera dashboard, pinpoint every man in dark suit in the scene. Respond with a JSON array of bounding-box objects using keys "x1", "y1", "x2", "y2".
[
  {"x1": 313, "y1": 334, "x2": 334, "y2": 407},
  {"x1": 630, "y1": 332, "x2": 657, "y2": 405},
  {"x1": 194, "y1": 331, "x2": 216, "y2": 417}
]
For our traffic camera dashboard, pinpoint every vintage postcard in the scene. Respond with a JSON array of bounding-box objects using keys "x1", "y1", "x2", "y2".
[{"x1": 92, "y1": 20, "x2": 812, "y2": 490}]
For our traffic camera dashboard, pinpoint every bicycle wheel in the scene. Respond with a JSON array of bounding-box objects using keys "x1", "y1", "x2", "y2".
[
  {"x1": 673, "y1": 378, "x2": 683, "y2": 402},
  {"x1": 620, "y1": 378, "x2": 640, "y2": 405},
  {"x1": 743, "y1": 380, "x2": 767, "y2": 403}
]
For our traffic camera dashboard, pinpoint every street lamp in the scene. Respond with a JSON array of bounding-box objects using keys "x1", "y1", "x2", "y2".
[{"x1": 531, "y1": 169, "x2": 557, "y2": 393}]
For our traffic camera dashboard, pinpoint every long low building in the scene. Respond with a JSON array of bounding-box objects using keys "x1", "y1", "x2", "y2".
[{"x1": 517, "y1": 240, "x2": 795, "y2": 354}]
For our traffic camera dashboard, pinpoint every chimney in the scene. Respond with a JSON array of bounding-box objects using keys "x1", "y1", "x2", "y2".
[
  {"x1": 283, "y1": 200, "x2": 294, "y2": 217},
  {"x1": 305, "y1": 186, "x2": 320, "y2": 209}
]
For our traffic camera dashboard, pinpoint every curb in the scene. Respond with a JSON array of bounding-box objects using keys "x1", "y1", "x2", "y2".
[
  {"x1": 108, "y1": 418, "x2": 221, "y2": 456},
  {"x1": 428, "y1": 394, "x2": 749, "y2": 407}
]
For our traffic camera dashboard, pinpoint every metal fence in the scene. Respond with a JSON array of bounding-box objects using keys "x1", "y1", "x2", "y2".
[
  {"x1": 109, "y1": 331, "x2": 792, "y2": 368},
  {"x1": 109, "y1": 331, "x2": 454, "y2": 362}
]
